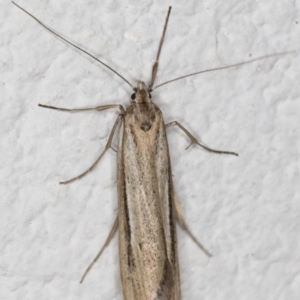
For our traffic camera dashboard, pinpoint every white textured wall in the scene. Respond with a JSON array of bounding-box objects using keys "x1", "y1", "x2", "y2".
[{"x1": 1, "y1": 0, "x2": 300, "y2": 299}]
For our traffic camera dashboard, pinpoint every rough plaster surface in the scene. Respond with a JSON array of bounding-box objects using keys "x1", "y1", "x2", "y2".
[{"x1": 1, "y1": 0, "x2": 300, "y2": 299}]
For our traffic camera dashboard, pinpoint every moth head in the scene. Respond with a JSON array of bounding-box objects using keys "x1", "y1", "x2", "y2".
[{"x1": 131, "y1": 81, "x2": 152, "y2": 104}]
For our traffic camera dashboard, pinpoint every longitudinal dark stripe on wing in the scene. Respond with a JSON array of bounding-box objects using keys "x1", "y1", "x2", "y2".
[
  {"x1": 167, "y1": 152, "x2": 176, "y2": 263},
  {"x1": 122, "y1": 136, "x2": 135, "y2": 270}
]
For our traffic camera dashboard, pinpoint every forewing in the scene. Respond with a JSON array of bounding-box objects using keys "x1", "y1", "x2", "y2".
[{"x1": 118, "y1": 105, "x2": 180, "y2": 300}]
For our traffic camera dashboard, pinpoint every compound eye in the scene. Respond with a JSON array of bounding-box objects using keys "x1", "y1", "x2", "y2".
[{"x1": 131, "y1": 93, "x2": 136, "y2": 100}]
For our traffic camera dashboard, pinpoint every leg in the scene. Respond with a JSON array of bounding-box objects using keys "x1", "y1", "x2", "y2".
[
  {"x1": 80, "y1": 216, "x2": 119, "y2": 283},
  {"x1": 60, "y1": 115, "x2": 123, "y2": 184},
  {"x1": 173, "y1": 189, "x2": 212, "y2": 257},
  {"x1": 165, "y1": 121, "x2": 238, "y2": 156},
  {"x1": 39, "y1": 103, "x2": 125, "y2": 114}
]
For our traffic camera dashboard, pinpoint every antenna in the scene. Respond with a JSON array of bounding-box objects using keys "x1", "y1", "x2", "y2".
[
  {"x1": 153, "y1": 51, "x2": 296, "y2": 90},
  {"x1": 148, "y1": 6, "x2": 172, "y2": 91},
  {"x1": 12, "y1": 1, "x2": 135, "y2": 89}
]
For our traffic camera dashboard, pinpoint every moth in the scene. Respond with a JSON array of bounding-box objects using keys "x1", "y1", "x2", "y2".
[{"x1": 13, "y1": 2, "x2": 292, "y2": 299}]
